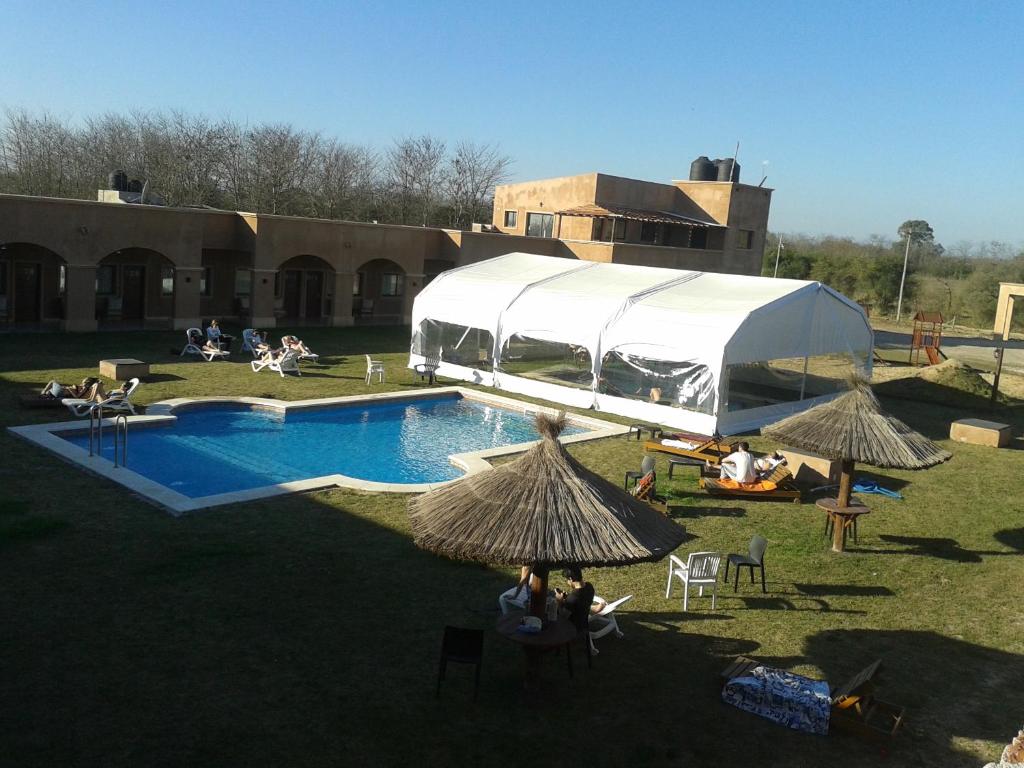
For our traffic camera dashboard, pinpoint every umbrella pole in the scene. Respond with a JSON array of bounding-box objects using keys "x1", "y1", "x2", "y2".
[
  {"x1": 833, "y1": 460, "x2": 856, "y2": 552},
  {"x1": 530, "y1": 566, "x2": 549, "y2": 620}
]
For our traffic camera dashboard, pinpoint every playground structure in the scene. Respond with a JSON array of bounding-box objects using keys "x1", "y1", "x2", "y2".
[{"x1": 910, "y1": 311, "x2": 944, "y2": 366}]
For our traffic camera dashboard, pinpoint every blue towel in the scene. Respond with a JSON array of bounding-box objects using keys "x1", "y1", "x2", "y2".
[{"x1": 852, "y1": 480, "x2": 902, "y2": 499}]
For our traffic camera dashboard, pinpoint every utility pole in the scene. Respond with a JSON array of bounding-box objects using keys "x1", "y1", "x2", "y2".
[
  {"x1": 895, "y1": 233, "x2": 912, "y2": 323},
  {"x1": 772, "y1": 236, "x2": 784, "y2": 278}
]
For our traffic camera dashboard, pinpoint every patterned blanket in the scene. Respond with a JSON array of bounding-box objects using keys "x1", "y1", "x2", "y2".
[{"x1": 722, "y1": 665, "x2": 831, "y2": 735}]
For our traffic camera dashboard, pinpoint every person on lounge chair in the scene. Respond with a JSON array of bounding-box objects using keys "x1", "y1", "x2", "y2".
[
  {"x1": 40, "y1": 377, "x2": 102, "y2": 401},
  {"x1": 206, "y1": 319, "x2": 233, "y2": 351},
  {"x1": 754, "y1": 451, "x2": 786, "y2": 477},
  {"x1": 717, "y1": 442, "x2": 756, "y2": 484}
]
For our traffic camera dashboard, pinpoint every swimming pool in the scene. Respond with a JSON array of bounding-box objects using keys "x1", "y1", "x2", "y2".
[{"x1": 11, "y1": 388, "x2": 626, "y2": 513}]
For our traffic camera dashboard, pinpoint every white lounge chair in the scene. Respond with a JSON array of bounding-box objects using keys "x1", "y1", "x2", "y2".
[
  {"x1": 666, "y1": 552, "x2": 722, "y2": 611},
  {"x1": 240, "y1": 328, "x2": 264, "y2": 358},
  {"x1": 365, "y1": 354, "x2": 385, "y2": 385},
  {"x1": 588, "y1": 594, "x2": 633, "y2": 654},
  {"x1": 181, "y1": 328, "x2": 229, "y2": 361},
  {"x1": 251, "y1": 347, "x2": 301, "y2": 377},
  {"x1": 63, "y1": 378, "x2": 141, "y2": 417}
]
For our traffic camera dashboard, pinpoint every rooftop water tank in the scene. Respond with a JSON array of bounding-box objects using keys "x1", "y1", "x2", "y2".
[
  {"x1": 715, "y1": 158, "x2": 740, "y2": 183},
  {"x1": 689, "y1": 156, "x2": 716, "y2": 181}
]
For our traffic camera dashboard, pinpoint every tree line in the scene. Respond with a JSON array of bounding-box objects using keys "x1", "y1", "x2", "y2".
[
  {"x1": 0, "y1": 108, "x2": 512, "y2": 229},
  {"x1": 765, "y1": 223, "x2": 1024, "y2": 330}
]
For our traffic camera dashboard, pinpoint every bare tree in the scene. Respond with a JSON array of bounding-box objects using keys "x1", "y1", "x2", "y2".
[
  {"x1": 310, "y1": 140, "x2": 379, "y2": 221},
  {"x1": 384, "y1": 135, "x2": 447, "y2": 226},
  {"x1": 445, "y1": 141, "x2": 512, "y2": 229}
]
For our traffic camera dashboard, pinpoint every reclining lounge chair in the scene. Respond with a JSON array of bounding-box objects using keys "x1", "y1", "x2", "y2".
[
  {"x1": 645, "y1": 432, "x2": 736, "y2": 466},
  {"x1": 700, "y1": 463, "x2": 801, "y2": 503}
]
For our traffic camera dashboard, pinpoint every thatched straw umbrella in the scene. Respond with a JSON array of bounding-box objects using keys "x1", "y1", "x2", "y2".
[
  {"x1": 763, "y1": 377, "x2": 951, "y2": 551},
  {"x1": 409, "y1": 413, "x2": 687, "y2": 617}
]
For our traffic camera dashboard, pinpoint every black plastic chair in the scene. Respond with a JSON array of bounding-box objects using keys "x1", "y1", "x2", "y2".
[
  {"x1": 436, "y1": 626, "x2": 483, "y2": 700},
  {"x1": 724, "y1": 535, "x2": 768, "y2": 593}
]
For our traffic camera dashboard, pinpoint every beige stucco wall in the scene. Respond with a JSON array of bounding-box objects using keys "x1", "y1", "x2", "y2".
[{"x1": 492, "y1": 173, "x2": 598, "y2": 239}]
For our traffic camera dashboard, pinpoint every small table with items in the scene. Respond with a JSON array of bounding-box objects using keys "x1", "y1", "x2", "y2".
[
  {"x1": 816, "y1": 496, "x2": 870, "y2": 552},
  {"x1": 496, "y1": 610, "x2": 580, "y2": 684}
]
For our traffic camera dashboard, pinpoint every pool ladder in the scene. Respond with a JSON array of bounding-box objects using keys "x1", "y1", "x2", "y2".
[{"x1": 88, "y1": 406, "x2": 128, "y2": 468}]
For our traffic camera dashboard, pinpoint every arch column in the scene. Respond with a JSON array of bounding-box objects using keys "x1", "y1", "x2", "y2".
[
  {"x1": 172, "y1": 266, "x2": 203, "y2": 330},
  {"x1": 332, "y1": 272, "x2": 354, "y2": 327},
  {"x1": 402, "y1": 273, "x2": 425, "y2": 324},
  {"x1": 63, "y1": 264, "x2": 97, "y2": 333},
  {"x1": 251, "y1": 268, "x2": 277, "y2": 328}
]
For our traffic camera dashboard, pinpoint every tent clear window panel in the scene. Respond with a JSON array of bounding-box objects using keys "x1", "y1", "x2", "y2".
[
  {"x1": 413, "y1": 320, "x2": 494, "y2": 369},
  {"x1": 499, "y1": 335, "x2": 593, "y2": 390},
  {"x1": 599, "y1": 352, "x2": 717, "y2": 415},
  {"x1": 724, "y1": 354, "x2": 861, "y2": 412}
]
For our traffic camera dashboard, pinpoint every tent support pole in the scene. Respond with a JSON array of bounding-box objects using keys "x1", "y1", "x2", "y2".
[{"x1": 799, "y1": 356, "x2": 809, "y2": 400}]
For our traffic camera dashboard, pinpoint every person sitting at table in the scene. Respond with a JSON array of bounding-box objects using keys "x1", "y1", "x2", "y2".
[
  {"x1": 554, "y1": 567, "x2": 606, "y2": 631},
  {"x1": 716, "y1": 441, "x2": 756, "y2": 484},
  {"x1": 498, "y1": 566, "x2": 535, "y2": 614}
]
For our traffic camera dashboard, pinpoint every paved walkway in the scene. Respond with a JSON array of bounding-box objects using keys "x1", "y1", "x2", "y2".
[{"x1": 874, "y1": 330, "x2": 1024, "y2": 374}]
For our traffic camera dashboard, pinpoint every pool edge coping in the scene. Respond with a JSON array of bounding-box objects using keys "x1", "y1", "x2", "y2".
[{"x1": 8, "y1": 387, "x2": 628, "y2": 515}]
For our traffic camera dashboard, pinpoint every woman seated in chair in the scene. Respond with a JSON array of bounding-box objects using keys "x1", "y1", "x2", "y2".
[
  {"x1": 281, "y1": 335, "x2": 312, "y2": 357},
  {"x1": 754, "y1": 451, "x2": 786, "y2": 478},
  {"x1": 40, "y1": 377, "x2": 103, "y2": 401}
]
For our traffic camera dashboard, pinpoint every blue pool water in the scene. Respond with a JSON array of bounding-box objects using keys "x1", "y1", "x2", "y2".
[{"x1": 61, "y1": 394, "x2": 581, "y2": 498}]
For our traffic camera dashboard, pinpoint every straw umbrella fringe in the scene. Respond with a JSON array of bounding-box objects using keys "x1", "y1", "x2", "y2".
[
  {"x1": 409, "y1": 412, "x2": 687, "y2": 616},
  {"x1": 763, "y1": 376, "x2": 951, "y2": 517}
]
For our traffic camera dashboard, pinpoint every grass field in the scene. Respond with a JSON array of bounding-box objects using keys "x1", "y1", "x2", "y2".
[{"x1": 2, "y1": 326, "x2": 1023, "y2": 768}]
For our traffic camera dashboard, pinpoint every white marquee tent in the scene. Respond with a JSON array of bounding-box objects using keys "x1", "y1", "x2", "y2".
[{"x1": 409, "y1": 253, "x2": 873, "y2": 435}]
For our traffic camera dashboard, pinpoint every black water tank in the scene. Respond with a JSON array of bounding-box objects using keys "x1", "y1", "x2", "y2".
[
  {"x1": 715, "y1": 158, "x2": 740, "y2": 182},
  {"x1": 689, "y1": 155, "x2": 716, "y2": 181},
  {"x1": 109, "y1": 170, "x2": 128, "y2": 191},
  {"x1": 127, "y1": 179, "x2": 143, "y2": 193}
]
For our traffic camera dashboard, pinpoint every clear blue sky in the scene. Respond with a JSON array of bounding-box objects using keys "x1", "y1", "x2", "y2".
[{"x1": 2, "y1": 0, "x2": 1021, "y2": 245}]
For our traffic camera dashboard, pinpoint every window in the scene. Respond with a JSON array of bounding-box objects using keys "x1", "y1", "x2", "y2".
[
  {"x1": 413, "y1": 319, "x2": 494, "y2": 369},
  {"x1": 352, "y1": 272, "x2": 363, "y2": 296},
  {"x1": 234, "y1": 268, "x2": 252, "y2": 296},
  {"x1": 381, "y1": 273, "x2": 403, "y2": 297},
  {"x1": 594, "y1": 218, "x2": 627, "y2": 243},
  {"x1": 160, "y1": 266, "x2": 174, "y2": 296},
  {"x1": 499, "y1": 335, "x2": 593, "y2": 390},
  {"x1": 503, "y1": 210, "x2": 517, "y2": 228},
  {"x1": 640, "y1": 222, "x2": 658, "y2": 243},
  {"x1": 200, "y1": 267, "x2": 212, "y2": 297},
  {"x1": 96, "y1": 265, "x2": 117, "y2": 295},
  {"x1": 58, "y1": 264, "x2": 66, "y2": 296},
  {"x1": 525, "y1": 212, "x2": 554, "y2": 238},
  {"x1": 737, "y1": 229, "x2": 754, "y2": 249}
]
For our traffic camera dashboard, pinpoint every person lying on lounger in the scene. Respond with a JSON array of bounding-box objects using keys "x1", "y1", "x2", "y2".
[
  {"x1": 40, "y1": 377, "x2": 103, "y2": 401},
  {"x1": 754, "y1": 451, "x2": 786, "y2": 477}
]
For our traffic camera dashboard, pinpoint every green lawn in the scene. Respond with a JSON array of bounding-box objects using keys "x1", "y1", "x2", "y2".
[{"x1": 1, "y1": 327, "x2": 1022, "y2": 768}]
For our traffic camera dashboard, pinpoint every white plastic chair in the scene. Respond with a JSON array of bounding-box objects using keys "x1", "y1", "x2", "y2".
[
  {"x1": 365, "y1": 354, "x2": 385, "y2": 384},
  {"x1": 588, "y1": 594, "x2": 633, "y2": 654},
  {"x1": 181, "y1": 328, "x2": 229, "y2": 361},
  {"x1": 666, "y1": 552, "x2": 722, "y2": 611},
  {"x1": 63, "y1": 378, "x2": 141, "y2": 417},
  {"x1": 251, "y1": 347, "x2": 301, "y2": 377}
]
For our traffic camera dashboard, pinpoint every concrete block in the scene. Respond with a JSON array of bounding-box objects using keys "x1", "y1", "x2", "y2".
[
  {"x1": 100, "y1": 358, "x2": 150, "y2": 381},
  {"x1": 780, "y1": 448, "x2": 840, "y2": 485},
  {"x1": 949, "y1": 418, "x2": 1012, "y2": 448}
]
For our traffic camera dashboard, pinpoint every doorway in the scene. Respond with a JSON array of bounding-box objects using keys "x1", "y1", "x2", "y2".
[
  {"x1": 283, "y1": 270, "x2": 302, "y2": 318},
  {"x1": 13, "y1": 263, "x2": 40, "y2": 322},
  {"x1": 304, "y1": 271, "x2": 323, "y2": 319},
  {"x1": 122, "y1": 266, "x2": 146, "y2": 320}
]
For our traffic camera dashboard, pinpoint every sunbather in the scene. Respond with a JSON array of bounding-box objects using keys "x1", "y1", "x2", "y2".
[
  {"x1": 754, "y1": 451, "x2": 786, "y2": 477},
  {"x1": 40, "y1": 377, "x2": 103, "y2": 401}
]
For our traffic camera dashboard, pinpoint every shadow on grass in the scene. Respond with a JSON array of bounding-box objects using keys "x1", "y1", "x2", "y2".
[
  {"x1": 670, "y1": 505, "x2": 746, "y2": 519},
  {"x1": 793, "y1": 583, "x2": 895, "y2": 597},
  {"x1": 994, "y1": 527, "x2": 1024, "y2": 552},
  {"x1": 142, "y1": 373, "x2": 187, "y2": 383},
  {"x1": 0, "y1": 499, "x2": 70, "y2": 549}
]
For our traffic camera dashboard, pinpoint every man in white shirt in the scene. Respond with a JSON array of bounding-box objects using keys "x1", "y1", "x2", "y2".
[{"x1": 718, "y1": 442, "x2": 756, "y2": 484}]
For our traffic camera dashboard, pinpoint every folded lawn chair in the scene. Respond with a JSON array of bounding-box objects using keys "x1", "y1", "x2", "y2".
[
  {"x1": 588, "y1": 595, "x2": 633, "y2": 654},
  {"x1": 645, "y1": 432, "x2": 736, "y2": 466},
  {"x1": 631, "y1": 470, "x2": 669, "y2": 514},
  {"x1": 63, "y1": 378, "x2": 140, "y2": 417},
  {"x1": 181, "y1": 328, "x2": 229, "y2": 361},
  {"x1": 700, "y1": 463, "x2": 801, "y2": 503},
  {"x1": 251, "y1": 347, "x2": 301, "y2": 377},
  {"x1": 721, "y1": 657, "x2": 904, "y2": 740}
]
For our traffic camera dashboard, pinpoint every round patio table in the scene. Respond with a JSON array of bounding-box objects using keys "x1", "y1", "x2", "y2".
[
  {"x1": 496, "y1": 611, "x2": 579, "y2": 685},
  {"x1": 816, "y1": 496, "x2": 870, "y2": 553}
]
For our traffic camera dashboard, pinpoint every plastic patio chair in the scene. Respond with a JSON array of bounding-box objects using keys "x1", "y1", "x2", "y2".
[
  {"x1": 436, "y1": 626, "x2": 483, "y2": 701},
  {"x1": 665, "y1": 551, "x2": 722, "y2": 611},
  {"x1": 365, "y1": 354, "x2": 385, "y2": 384},
  {"x1": 181, "y1": 328, "x2": 229, "y2": 362},
  {"x1": 625, "y1": 456, "x2": 656, "y2": 490},
  {"x1": 588, "y1": 594, "x2": 633, "y2": 654},
  {"x1": 63, "y1": 378, "x2": 141, "y2": 417},
  {"x1": 251, "y1": 347, "x2": 301, "y2": 377},
  {"x1": 724, "y1": 535, "x2": 768, "y2": 593}
]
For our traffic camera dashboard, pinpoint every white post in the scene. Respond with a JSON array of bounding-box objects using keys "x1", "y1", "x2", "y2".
[
  {"x1": 772, "y1": 237, "x2": 784, "y2": 278},
  {"x1": 896, "y1": 234, "x2": 912, "y2": 322}
]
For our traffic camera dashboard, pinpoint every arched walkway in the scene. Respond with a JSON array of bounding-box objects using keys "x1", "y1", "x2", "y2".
[
  {"x1": 354, "y1": 258, "x2": 406, "y2": 324},
  {"x1": 96, "y1": 247, "x2": 176, "y2": 329},
  {"x1": 0, "y1": 242, "x2": 67, "y2": 328},
  {"x1": 276, "y1": 255, "x2": 335, "y2": 325}
]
